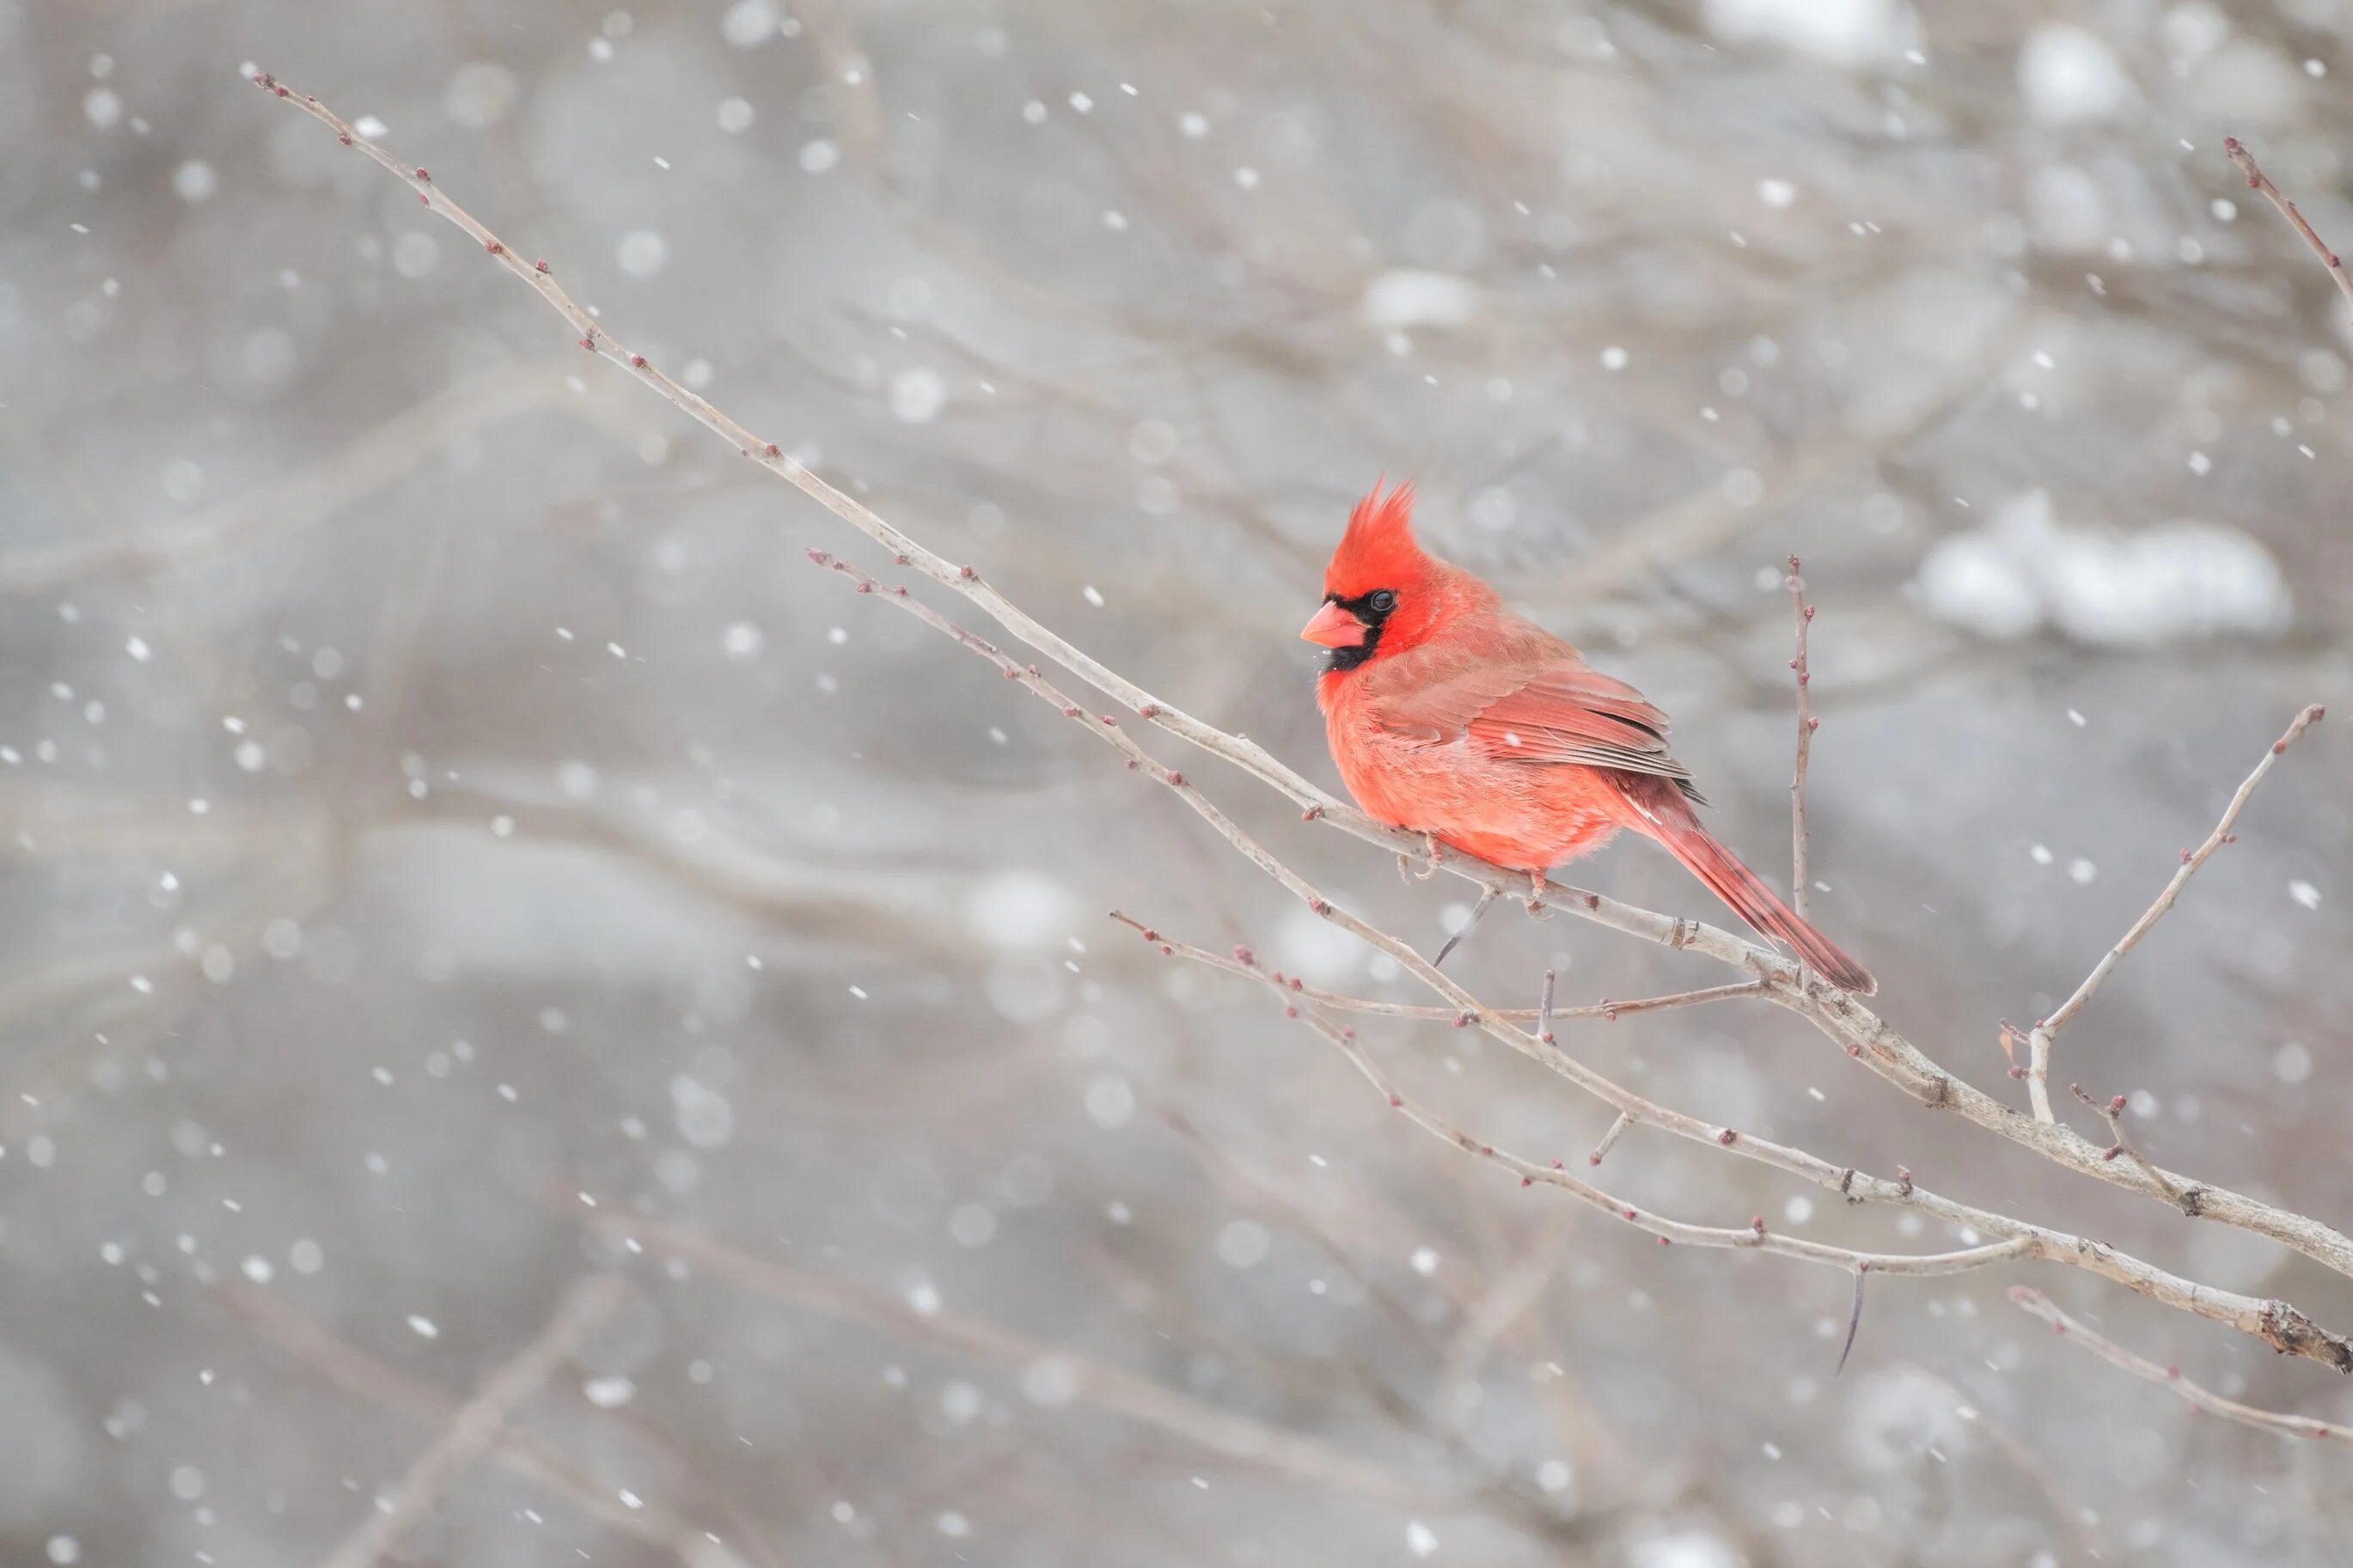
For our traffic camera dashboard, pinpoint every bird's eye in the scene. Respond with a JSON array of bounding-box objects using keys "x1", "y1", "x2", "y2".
[{"x1": 1369, "y1": 589, "x2": 1397, "y2": 613}]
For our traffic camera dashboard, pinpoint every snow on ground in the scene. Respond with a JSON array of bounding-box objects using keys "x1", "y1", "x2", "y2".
[{"x1": 1914, "y1": 489, "x2": 2291, "y2": 646}]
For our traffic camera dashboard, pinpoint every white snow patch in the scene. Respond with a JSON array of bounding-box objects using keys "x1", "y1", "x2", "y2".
[
  {"x1": 889, "y1": 368, "x2": 944, "y2": 424},
  {"x1": 1702, "y1": 0, "x2": 1909, "y2": 67},
  {"x1": 1629, "y1": 1528, "x2": 1743, "y2": 1568},
  {"x1": 1360, "y1": 269, "x2": 1482, "y2": 330},
  {"x1": 1914, "y1": 490, "x2": 2289, "y2": 646},
  {"x1": 963, "y1": 869, "x2": 1074, "y2": 949},
  {"x1": 2019, "y1": 24, "x2": 2135, "y2": 125},
  {"x1": 172, "y1": 161, "x2": 217, "y2": 203},
  {"x1": 670, "y1": 1076, "x2": 736, "y2": 1150},
  {"x1": 720, "y1": 0, "x2": 779, "y2": 47},
  {"x1": 1275, "y1": 903, "x2": 1366, "y2": 983},
  {"x1": 615, "y1": 229, "x2": 668, "y2": 278},
  {"x1": 583, "y1": 1375, "x2": 636, "y2": 1408}
]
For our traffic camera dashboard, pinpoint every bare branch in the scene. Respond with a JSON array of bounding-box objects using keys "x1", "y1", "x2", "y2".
[
  {"x1": 1586, "y1": 1113, "x2": 1635, "y2": 1169},
  {"x1": 2026, "y1": 705, "x2": 2324, "y2": 1122},
  {"x1": 2223, "y1": 137, "x2": 2353, "y2": 309},
  {"x1": 1211, "y1": 938, "x2": 2038, "y2": 1279},
  {"x1": 1786, "y1": 556, "x2": 1817, "y2": 926},
  {"x1": 2011, "y1": 1288, "x2": 2353, "y2": 1448},
  {"x1": 317, "y1": 1274, "x2": 629, "y2": 1568},
  {"x1": 1125, "y1": 914, "x2": 2353, "y2": 1373}
]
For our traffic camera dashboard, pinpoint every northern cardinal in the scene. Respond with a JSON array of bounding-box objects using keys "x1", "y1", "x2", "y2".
[{"x1": 1300, "y1": 481, "x2": 1875, "y2": 994}]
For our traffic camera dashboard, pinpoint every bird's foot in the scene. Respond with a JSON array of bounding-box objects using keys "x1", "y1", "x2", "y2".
[
  {"x1": 1525, "y1": 868, "x2": 1549, "y2": 915},
  {"x1": 1397, "y1": 832, "x2": 1444, "y2": 883}
]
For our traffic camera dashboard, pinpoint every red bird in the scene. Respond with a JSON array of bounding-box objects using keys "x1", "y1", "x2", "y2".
[{"x1": 1300, "y1": 482, "x2": 1875, "y2": 994}]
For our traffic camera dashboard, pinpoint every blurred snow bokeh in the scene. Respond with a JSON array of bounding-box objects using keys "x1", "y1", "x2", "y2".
[{"x1": 4, "y1": 3, "x2": 2353, "y2": 1566}]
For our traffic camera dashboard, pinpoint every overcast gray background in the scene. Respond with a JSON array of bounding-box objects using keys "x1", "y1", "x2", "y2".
[{"x1": 5, "y1": 1, "x2": 2353, "y2": 1564}]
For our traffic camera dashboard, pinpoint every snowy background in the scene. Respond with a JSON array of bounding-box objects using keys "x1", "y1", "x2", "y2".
[{"x1": 6, "y1": 1, "x2": 2353, "y2": 1564}]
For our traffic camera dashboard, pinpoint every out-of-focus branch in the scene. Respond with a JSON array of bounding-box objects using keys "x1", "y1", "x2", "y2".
[
  {"x1": 2025, "y1": 705, "x2": 2324, "y2": 1123},
  {"x1": 244, "y1": 77, "x2": 2353, "y2": 1367},
  {"x1": 2223, "y1": 137, "x2": 2353, "y2": 309},
  {"x1": 317, "y1": 1274, "x2": 631, "y2": 1568},
  {"x1": 592, "y1": 1212, "x2": 1439, "y2": 1502},
  {"x1": 2010, "y1": 1288, "x2": 2353, "y2": 1448},
  {"x1": 0, "y1": 363, "x2": 614, "y2": 595},
  {"x1": 217, "y1": 1281, "x2": 733, "y2": 1565}
]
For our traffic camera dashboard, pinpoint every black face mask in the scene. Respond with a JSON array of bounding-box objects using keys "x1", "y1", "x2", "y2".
[{"x1": 1320, "y1": 588, "x2": 1397, "y2": 673}]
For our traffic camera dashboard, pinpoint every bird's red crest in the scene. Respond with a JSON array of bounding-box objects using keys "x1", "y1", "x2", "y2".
[{"x1": 1324, "y1": 480, "x2": 1429, "y2": 599}]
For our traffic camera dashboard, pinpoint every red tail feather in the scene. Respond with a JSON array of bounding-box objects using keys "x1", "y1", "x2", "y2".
[{"x1": 1637, "y1": 790, "x2": 1875, "y2": 995}]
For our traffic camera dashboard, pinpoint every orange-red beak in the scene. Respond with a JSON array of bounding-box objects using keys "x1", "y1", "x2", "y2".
[{"x1": 1299, "y1": 600, "x2": 1366, "y2": 649}]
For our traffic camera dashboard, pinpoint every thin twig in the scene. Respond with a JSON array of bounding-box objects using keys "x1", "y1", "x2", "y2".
[
  {"x1": 1109, "y1": 912, "x2": 1757, "y2": 1025},
  {"x1": 2222, "y1": 138, "x2": 2353, "y2": 308},
  {"x1": 1432, "y1": 886, "x2": 1501, "y2": 968},
  {"x1": 1586, "y1": 1113, "x2": 1634, "y2": 1169},
  {"x1": 1787, "y1": 556, "x2": 1817, "y2": 925},
  {"x1": 1836, "y1": 1268, "x2": 1867, "y2": 1376},
  {"x1": 2010, "y1": 1288, "x2": 2353, "y2": 1448},
  {"x1": 1536, "y1": 967, "x2": 1556, "y2": 1043},
  {"x1": 2069, "y1": 1084, "x2": 2189, "y2": 1214},
  {"x1": 2026, "y1": 705, "x2": 2324, "y2": 1122},
  {"x1": 317, "y1": 1275, "x2": 629, "y2": 1568}
]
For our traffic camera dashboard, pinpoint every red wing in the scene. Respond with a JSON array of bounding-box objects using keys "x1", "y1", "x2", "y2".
[{"x1": 1379, "y1": 660, "x2": 1705, "y2": 799}]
